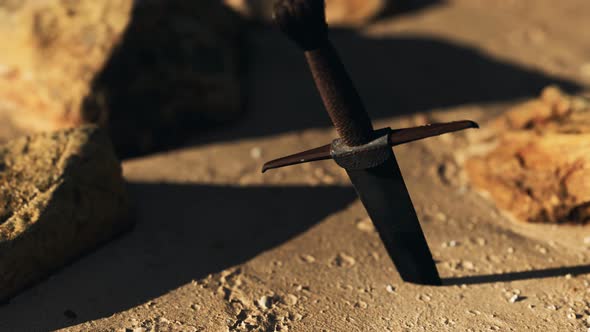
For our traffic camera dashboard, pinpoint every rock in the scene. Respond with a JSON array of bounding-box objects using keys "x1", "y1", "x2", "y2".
[
  {"x1": 465, "y1": 86, "x2": 590, "y2": 224},
  {"x1": 0, "y1": 126, "x2": 131, "y2": 301},
  {"x1": 223, "y1": 0, "x2": 389, "y2": 26},
  {"x1": 0, "y1": 0, "x2": 243, "y2": 157},
  {"x1": 0, "y1": 0, "x2": 133, "y2": 131}
]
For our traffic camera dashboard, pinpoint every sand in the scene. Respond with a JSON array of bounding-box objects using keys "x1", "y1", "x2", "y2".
[{"x1": 1, "y1": 0, "x2": 590, "y2": 330}]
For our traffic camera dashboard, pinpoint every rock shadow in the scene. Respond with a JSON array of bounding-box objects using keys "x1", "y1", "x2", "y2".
[
  {"x1": 0, "y1": 182, "x2": 356, "y2": 331},
  {"x1": 197, "y1": 27, "x2": 581, "y2": 145}
]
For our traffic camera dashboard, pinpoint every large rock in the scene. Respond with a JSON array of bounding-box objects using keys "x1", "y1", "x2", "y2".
[
  {"x1": 223, "y1": 0, "x2": 389, "y2": 26},
  {"x1": 0, "y1": 0, "x2": 133, "y2": 131},
  {"x1": 0, "y1": 126, "x2": 131, "y2": 301},
  {"x1": 465, "y1": 87, "x2": 590, "y2": 224},
  {"x1": 0, "y1": 0, "x2": 243, "y2": 156}
]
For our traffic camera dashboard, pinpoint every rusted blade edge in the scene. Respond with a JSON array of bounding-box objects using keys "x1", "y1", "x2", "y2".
[
  {"x1": 389, "y1": 120, "x2": 479, "y2": 146},
  {"x1": 262, "y1": 144, "x2": 332, "y2": 173}
]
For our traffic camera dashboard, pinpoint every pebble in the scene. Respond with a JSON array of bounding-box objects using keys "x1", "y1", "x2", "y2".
[
  {"x1": 258, "y1": 296, "x2": 273, "y2": 310},
  {"x1": 356, "y1": 218, "x2": 375, "y2": 233},
  {"x1": 332, "y1": 253, "x2": 356, "y2": 267},
  {"x1": 385, "y1": 285, "x2": 396, "y2": 293},
  {"x1": 508, "y1": 294, "x2": 522, "y2": 303},
  {"x1": 442, "y1": 240, "x2": 459, "y2": 248},
  {"x1": 355, "y1": 301, "x2": 368, "y2": 309},
  {"x1": 250, "y1": 147, "x2": 262, "y2": 159},
  {"x1": 462, "y1": 261, "x2": 475, "y2": 270},
  {"x1": 435, "y1": 212, "x2": 447, "y2": 222},
  {"x1": 286, "y1": 294, "x2": 298, "y2": 306},
  {"x1": 300, "y1": 254, "x2": 316, "y2": 263}
]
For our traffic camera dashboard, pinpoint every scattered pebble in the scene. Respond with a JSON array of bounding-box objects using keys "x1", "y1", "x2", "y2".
[
  {"x1": 285, "y1": 294, "x2": 298, "y2": 306},
  {"x1": 476, "y1": 237, "x2": 487, "y2": 246},
  {"x1": 507, "y1": 247, "x2": 514, "y2": 254},
  {"x1": 300, "y1": 254, "x2": 316, "y2": 263},
  {"x1": 442, "y1": 240, "x2": 459, "y2": 248},
  {"x1": 416, "y1": 294, "x2": 431, "y2": 302},
  {"x1": 435, "y1": 212, "x2": 447, "y2": 222},
  {"x1": 385, "y1": 285, "x2": 396, "y2": 293},
  {"x1": 462, "y1": 261, "x2": 475, "y2": 270},
  {"x1": 537, "y1": 246, "x2": 548, "y2": 254},
  {"x1": 508, "y1": 294, "x2": 523, "y2": 303},
  {"x1": 258, "y1": 296, "x2": 273, "y2": 310},
  {"x1": 250, "y1": 147, "x2": 262, "y2": 159},
  {"x1": 331, "y1": 253, "x2": 356, "y2": 267},
  {"x1": 355, "y1": 301, "x2": 368, "y2": 309},
  {"x1": 356, "y1": 218, "x2": 375, "y2": 233}
]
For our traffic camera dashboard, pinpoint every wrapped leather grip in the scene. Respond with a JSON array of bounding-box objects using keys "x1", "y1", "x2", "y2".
[{"x1": 273, "y1": 0, "x2": 375, "y2": 146}]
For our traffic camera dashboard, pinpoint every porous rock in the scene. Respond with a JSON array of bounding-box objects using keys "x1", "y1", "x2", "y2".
[
  {"x1": 465, "y1": 86, "x2": 590, "y2": 224},
  {"x1": 0, "y1": 126, "x2": 131, "y2": 301},
  {"x1": 0, "y1": 0, "x2": 243, "y2": 156}
]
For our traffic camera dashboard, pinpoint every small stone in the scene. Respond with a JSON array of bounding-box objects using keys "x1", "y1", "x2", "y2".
[
  {"x1": 435, "y1": 212, "x2": 447, "y2": 222},
  {"x1": 300, "y1": 254, "x2": 316, "y2": 263},
  {"x1": 331, "y1": 253, "x2": 356, "y2": 267},
  {"x1": 250, "y1": 147, "x2": 262, "y2": 159},
  {"x1": 285, "y1": 294, "x2": 298, "y2": 306},
  {"x1": 354, "y1": 301, "x2": 368, "y2": 309},
  {"x1": 462, "y1": 261, "x2": 475, "y2": 270},
  {"x1": 508, "y1": 294, "x2": 522, "y2": 303},
  {"x1": 258, "y1": 296, "x2": 273, "y2": 310},
  {"x1": 356, "y1": 218, "x2": 375, "y2": 233},
  {"x1": 507, "y1": 247, "x2": 514, "y2": 254},
  {"x1": 385, "y1": 285, "x2": 396, "y2": 293}
]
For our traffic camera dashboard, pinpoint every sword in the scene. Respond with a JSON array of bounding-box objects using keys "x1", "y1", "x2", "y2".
[{"x1": 264, "y1": 0, "x2": 478, "y2": 285}]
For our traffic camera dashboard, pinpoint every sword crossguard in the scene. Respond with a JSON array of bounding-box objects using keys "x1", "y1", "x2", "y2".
[{"x1": 262, "y1": 120, "x2": 479, "y2": 172}]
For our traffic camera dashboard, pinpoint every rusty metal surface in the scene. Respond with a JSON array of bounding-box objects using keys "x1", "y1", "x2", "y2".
[
  {"x1": 388, "y1": 120, "x2": 479, "y2": 146},
  {"x1": 261, "y1": 143, "x2": 331, "y2": 173}
]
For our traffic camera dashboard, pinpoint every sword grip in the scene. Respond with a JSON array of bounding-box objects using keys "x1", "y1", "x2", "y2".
[{"x1": 273, "y1": 0, "x2": 374, "y2": 146}]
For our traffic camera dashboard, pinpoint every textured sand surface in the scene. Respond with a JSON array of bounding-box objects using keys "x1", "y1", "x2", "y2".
[{"x1": 2, "y1": 0, "x2": 590, "y2": 331}]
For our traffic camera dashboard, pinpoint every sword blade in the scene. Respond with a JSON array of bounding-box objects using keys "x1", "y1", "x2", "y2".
[{"x1": 347, "y1": 151, "x2": 441, "y2": 285}]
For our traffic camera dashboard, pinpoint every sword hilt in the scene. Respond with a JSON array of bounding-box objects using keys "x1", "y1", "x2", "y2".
[{"x1": 273, "y1": 0, "x2": 375, "y2": 146}]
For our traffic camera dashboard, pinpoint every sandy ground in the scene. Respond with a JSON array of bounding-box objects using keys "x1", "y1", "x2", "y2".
[{"x1": 2, "y1": 0, "x2": 590, "y2": 331}]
